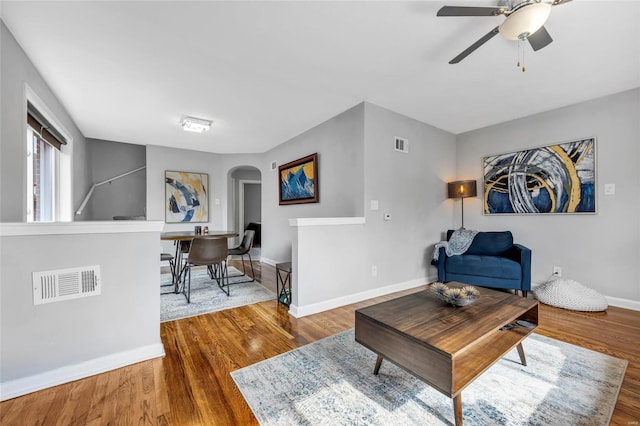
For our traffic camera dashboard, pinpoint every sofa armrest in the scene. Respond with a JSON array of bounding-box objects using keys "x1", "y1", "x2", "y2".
[{"x1": 505, "y1": 244, "x2": 531, "y2": 291}]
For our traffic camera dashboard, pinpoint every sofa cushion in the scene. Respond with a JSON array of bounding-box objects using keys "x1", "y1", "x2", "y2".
[
  {"x1": 465, "y1": 231, "x2": 513, "y2": 256},
  {"x1": 445, "y1": 254, "x2": 521, "y2": 279}
]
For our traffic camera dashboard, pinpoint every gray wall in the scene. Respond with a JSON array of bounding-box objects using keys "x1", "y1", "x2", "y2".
[
  {"x1": 244, "y1": 183, "x2": 261, "y2": 225},
  {"x1": 87, "y1": 138, "x2": 146, "y2": 220},
  {"x1": 261, "y1": 103, "x2": 365, "y2": 263},
  {"x1": 229, "y1": 167, "x2": 262, "y2": 237},
  {"x1": 146, "y1": 145, "x2": 224, "y2": 229},
  {"x1": 456, "y1": 89, "x2": 640, "y2": 302},
  {"x1": 363, "y1": 103, "x2": 457, "y2": 285},
  {"x1": 0, "y1": 20, "x2": 91, "y2": 222},
  {"x1": 0, "y1": 227, "x2": 163, "y2": 386}
]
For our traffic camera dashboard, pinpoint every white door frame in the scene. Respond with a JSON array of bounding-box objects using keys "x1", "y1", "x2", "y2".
[{"x1": 238, "y1": 180, "x2": 261, "y2": 241}]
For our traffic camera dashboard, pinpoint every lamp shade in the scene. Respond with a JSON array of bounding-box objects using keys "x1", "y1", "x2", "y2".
[{"x1": 447, "y1": 180, "x2": 477, "y2": 199}]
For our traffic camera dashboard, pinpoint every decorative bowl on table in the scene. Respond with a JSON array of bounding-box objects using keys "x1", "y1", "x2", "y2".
[{"x1": 430, "y1": 282, "x2": 480, "y2": 307}]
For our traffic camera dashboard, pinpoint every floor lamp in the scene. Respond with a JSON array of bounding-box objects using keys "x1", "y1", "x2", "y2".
[{"x1": 447, "y1": 180, "x2": 477, "y2": 229}]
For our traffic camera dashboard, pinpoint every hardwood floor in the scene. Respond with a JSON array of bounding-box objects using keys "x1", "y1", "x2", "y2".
[{"x1": 1, "y1": 263, "x2": 638, "y2": 425}]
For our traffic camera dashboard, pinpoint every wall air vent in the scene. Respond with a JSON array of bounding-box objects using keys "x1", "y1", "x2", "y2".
[
  {"x1": 394, "y1": 137, "x2": 409, "y2": 153},
  {"x1": 32, "y1": 265, "x2": 101, "y2": 305}
]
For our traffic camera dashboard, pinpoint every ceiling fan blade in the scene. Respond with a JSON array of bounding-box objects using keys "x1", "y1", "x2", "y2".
[
  {"x1": 437, "y1": 6, "x2": 506, "y2": 17},
  {"x1": 449, "y1": 26, "x2": 500, "y2": 64},
  {"x1": 552, "y1": 0, "x2": 573, "y2": 5},
  {"x1": 528, "y1": 26, "x2": 553, "y2": 51}
]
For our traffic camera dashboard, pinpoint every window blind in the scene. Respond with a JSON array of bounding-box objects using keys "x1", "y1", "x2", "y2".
[{"x1": 26, "y1": 104, "x2": 67, "y2": 150}]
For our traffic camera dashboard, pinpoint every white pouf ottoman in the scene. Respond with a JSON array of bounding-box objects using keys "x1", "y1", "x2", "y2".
[{"x1": 533, "y1": 278, "x2": 608, "y2": 312}]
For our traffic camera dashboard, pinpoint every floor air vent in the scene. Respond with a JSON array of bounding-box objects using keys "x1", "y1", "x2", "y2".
[{"x1": 32, "y1": 265, "x2": 101, "y2": 305}]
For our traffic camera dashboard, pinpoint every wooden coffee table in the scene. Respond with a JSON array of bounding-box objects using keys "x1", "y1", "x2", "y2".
[{"x1": 355, "y1": 283, "x2": 538, "y2": 426}]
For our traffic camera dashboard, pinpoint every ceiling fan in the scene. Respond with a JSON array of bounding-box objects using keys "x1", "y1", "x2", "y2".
[{"x1": 438, "y1": 0, "x2": 572, "y2": 64}]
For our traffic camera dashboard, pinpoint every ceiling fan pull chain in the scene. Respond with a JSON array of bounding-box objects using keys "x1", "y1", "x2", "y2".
[
  {"x1": 517, "y1": 39, "x2": 521, "y2": 68},
  {"x1": 522, "y1": 44, "x2": 526, "y2": 72}
]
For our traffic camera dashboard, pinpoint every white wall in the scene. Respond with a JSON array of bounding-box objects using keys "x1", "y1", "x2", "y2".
[
  {"x1": 456, "y1": 89, "x2": 640, "y2": 306},
  {"x1": 0, "y1": 222, "x2": 164, "y2": 400},
  {"x1": 0, "y1": 20, "x2": 91, "y2": 222}
]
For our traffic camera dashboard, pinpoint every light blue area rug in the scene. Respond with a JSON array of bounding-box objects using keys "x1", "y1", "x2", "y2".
[
  {"x1": 231, "y1": 329, "x2": 627, "y2": 425},
  {"x1": 160, "y1": 267, "x2": 275, "y2": 322}
]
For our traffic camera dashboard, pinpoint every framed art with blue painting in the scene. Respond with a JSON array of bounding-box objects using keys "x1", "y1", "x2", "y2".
[
  {"x1": 483, "y1": 138, "x2": 596, "y2": 214},
  {"x1": 165, "y1": 171, "x2": 209, "y2": 222},
  {"x1": 279, "y1": 153, "x2": 318, "y2": 205}
]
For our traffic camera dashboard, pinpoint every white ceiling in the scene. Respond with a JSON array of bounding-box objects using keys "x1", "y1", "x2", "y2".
[{"x1": 2, "y1": 1, "x2": 639, "y2": 154}]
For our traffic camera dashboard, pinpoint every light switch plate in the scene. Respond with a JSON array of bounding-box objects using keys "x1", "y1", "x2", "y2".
[
  {"x1": 370, "y1": 200, "x2": 379, "y2": 211},
  {"x1": 604, "y1": 183, "x2": 615, "y2": 195}
]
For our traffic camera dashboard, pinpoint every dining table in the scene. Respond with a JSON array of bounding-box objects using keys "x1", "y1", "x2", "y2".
[{"x1": 161, "y1": 230, "x2": 238, "y2": 291}]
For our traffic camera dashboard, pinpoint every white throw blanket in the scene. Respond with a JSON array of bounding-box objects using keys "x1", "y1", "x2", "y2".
[{"x1": 433, "y1": 229, "x2": 479, "y2": 261}]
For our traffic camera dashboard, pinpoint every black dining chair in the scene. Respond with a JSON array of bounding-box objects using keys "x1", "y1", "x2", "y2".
[
  {"x1": 160, "y1": 252, "x2": 176, "y2": 294},
  {"x1": 228, "y1": 230, "x2": 256, "y2": 284},
  {"x1": 182, "y1": 237, "x2": 230, "y2": 302}
]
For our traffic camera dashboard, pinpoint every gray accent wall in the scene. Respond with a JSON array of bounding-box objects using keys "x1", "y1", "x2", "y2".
[
  {"x1": 0, "y1": 20, "x2": 91, "y2": 222},
  {"x1": 87, "y1": 138, "x2": 146, "y2": 220},
  {"x1": 456, "y1": 89, "x2": 640, "y2": 302}
]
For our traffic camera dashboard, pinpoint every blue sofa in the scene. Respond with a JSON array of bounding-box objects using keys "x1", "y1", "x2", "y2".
[{"x1": 434, "y1": 230, "x2": 531, "y2": 297}]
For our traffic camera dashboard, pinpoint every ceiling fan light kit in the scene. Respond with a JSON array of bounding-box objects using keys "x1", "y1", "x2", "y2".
[
  {"x1": 498, "y1": 3, "x2": 551, "y2": 40},
  {"x1": 438, "y1": 0, "x2": 571, "y2": 66}
]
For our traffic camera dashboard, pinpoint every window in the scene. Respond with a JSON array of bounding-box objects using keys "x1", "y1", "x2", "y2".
[{"x1": 26, "y1": 103, "x2": 67, "y2": 222}]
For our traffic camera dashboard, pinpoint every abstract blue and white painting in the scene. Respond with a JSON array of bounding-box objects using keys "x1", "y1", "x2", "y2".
[
  {"x1": 483, "y1": 138, "x2": 595, "y2": 214},
  {"x1": 279, "y1": 153, "x2": 318, "y2": 205},
  {"x1": 165, "y1": 171, "x2": 209, "y2": 222}
]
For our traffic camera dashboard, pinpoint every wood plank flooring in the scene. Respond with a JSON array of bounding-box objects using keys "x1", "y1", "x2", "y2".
[{"x1": 1, "y1": 262, "x2": 639, "y2": 425}]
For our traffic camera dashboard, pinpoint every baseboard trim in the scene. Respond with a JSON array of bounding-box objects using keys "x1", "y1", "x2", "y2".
[
  {"x1": 606, "y1": 296, "x2": 640, "y2": 311},
  {"x1": 260, "y1": 257, "x2": 280, "y2": 267},
  {"x1": 289, "y1": 275, "x2": 435, "y2": 318},
  {"x1": 0, "y1": 343, "x2": 165, "y2": 401}
]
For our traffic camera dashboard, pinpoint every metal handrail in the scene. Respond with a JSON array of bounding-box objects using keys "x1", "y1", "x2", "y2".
[{"x1": 75, "y1": 166, "x2": 146, "y2": 215}]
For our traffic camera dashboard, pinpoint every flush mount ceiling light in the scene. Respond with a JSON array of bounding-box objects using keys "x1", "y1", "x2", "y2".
[{"x1": 181, "y1": 116, "x2": 212, "y2": 133}]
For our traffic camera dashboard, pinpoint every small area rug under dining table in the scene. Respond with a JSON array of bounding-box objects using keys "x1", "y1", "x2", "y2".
[{"x1": 160, "y1": 267, "x2": 275, "y2": 322}]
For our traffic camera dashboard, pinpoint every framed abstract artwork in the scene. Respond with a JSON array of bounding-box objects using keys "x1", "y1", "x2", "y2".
[
  {"x1": 483, "y1": 138, "x2": 596, "y2": 214},
  {"x1": 165, "y1": 171, "x2": 209, "y2": 223},
  {"x1": 278, "y1": 153, "x2": 318, "y2": 205}
]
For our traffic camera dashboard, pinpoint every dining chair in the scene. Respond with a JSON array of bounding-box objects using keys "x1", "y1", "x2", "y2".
[
  {"x1": 183, "y1": 236, "x2": 230, "y2": 302},
  {"x1": 160, "y1": 252, "x2": 176, "y2": 294},
  {"x1": 228, "y1": 230, "x2": 256, "y2": 283}
]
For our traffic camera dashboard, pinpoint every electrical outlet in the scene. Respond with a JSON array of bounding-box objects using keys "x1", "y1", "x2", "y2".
[
  {"x1": 371, "y1": 265, "x2": 378, "y2": 277},
  {"x1": 553, "y1": 265, "x2": 562, "y2": 277}
]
